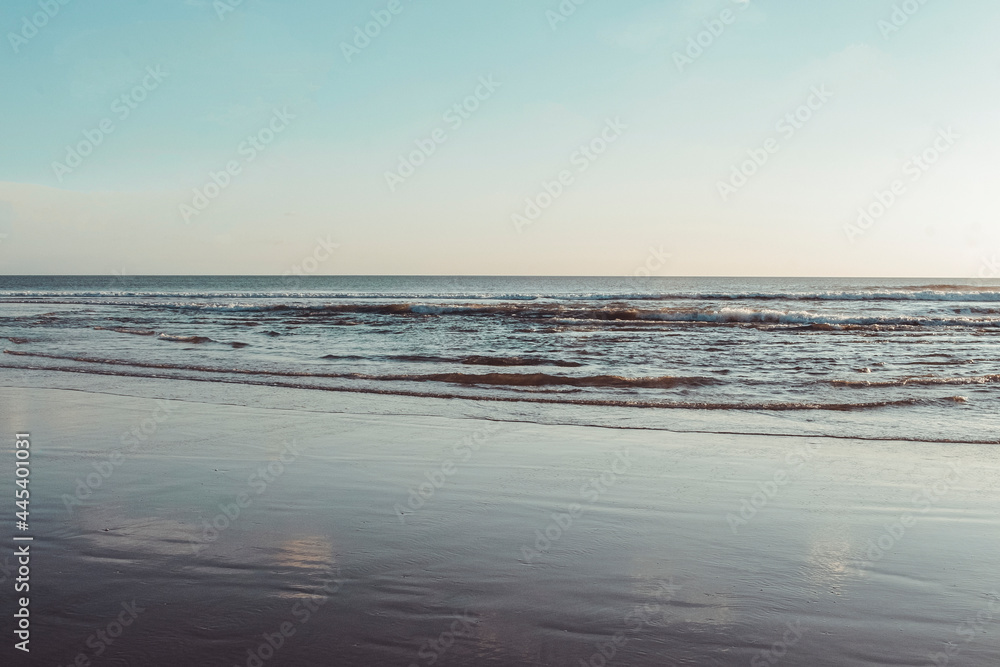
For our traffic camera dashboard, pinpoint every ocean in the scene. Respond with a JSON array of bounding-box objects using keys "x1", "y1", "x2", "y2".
[{"x1": 2, "y1": 275, "x2": 999, "y2": 444}]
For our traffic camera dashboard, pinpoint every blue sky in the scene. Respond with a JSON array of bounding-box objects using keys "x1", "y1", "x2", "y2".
[{"x1": 1, "y1": 0, "x2": 998, "y2": 275}]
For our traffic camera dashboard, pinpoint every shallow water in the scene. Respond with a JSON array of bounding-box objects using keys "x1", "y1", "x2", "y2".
[{"x1": 2, "y1": 276, "x2": 1000, "y2": 442}]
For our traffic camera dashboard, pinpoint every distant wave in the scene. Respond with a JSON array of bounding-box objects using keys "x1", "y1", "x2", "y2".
[
  {"x1": 4, "y1": 288, "x2": 1000, "y2": 303},
  {"x1": 10, "y1": 300, "x2": 999, "y2": 332},
  {"x1": 30, "y1": 301, "x2": 994, "y2": 329},
  {"x1": 896, "y1": 284, "x2": 1000, "y2": 292},
  {"x1": 624, "y1": 307, "x2": 1000, "y2": 329}
]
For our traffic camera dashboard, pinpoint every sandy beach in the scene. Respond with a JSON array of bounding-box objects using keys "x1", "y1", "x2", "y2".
[{"x1": 2, "y1": 382, "x2": 998, "y2": 666}]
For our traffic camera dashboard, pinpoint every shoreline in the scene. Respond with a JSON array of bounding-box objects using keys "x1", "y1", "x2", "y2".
[{"x1": 1, "y1": 367, "x2": 996, "y2": 446}]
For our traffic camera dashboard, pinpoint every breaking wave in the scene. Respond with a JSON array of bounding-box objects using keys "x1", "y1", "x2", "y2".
[
  {"x1": 158, "y1": 334, "x2": 215, "y2": 344},
  {"x1": 1, "y1": 351, "x2": 714, "y2": 390},
  {"x1": 459, "y1": 355, "x2": 584, "y2": 368},
  {"x1": 833, "y1": 375, "x2": 1000, "y2": 388},
  {"x1": 47, "y1": 302, "x2": 999, "y2": 329},
  {"x1": 0, "y1": 356, "x2": 959, "y2": 414}
]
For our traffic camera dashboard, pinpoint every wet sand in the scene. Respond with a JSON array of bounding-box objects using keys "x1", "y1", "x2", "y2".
[{"x1": 1, "y1": 385, "x2": 999, "y2": 666}]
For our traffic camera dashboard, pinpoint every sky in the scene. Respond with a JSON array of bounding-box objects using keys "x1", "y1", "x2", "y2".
[{"x1": 1, "y1": 0, "x2": 999, "y2": 276}]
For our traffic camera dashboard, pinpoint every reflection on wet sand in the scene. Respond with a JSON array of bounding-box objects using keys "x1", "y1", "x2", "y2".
[{"x1": 6, "y1": 387, "x2": 1000, "y2": 666}]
